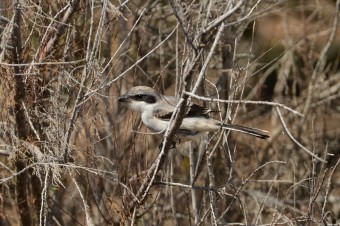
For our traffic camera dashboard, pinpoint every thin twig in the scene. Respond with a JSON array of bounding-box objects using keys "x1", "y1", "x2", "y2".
[
  {"x1": 80, "y1": 23, "x2": 179, "y2": 104},
  {"x1": 321, "y1": 158, "x2": 340, "y2": 221},
  {"x1": 39, "y1": 168, "x2": 49, "y2": 226},
  {"x1": 101, "y1": 7, "x2": 147, "y2": 73},
  {"x1": 73, "y1": 178, "x2": 94, "y2": 226},
  {"x1": 21, "y1": 101, "x2": 41, "y2": 141},
  {"x1": 0, "y1": 59, "x2": 85, "y2": 67},
  {"x1": 191, "y1": 22, "x2": 225, "y2": 94},
  {"x1": 189, "y1": 142, "x2": 199, "y2": 224},
  {"x1": 217, "y1": 161, "x2": 286, "y2": 222},
  {"x1": 185, "y1": 91, "x2": 303, "y2": 116},
  {"x1": 202, "y1": 0, "x2": 244, "y2": 34},
  {"x1": 302, "y1": 0, "x2": 340, "y2": 117},
  {"x1": 275, "y1": 107, "x2": 326, "y2": 163},
  {"x1": 38, "y1": 0, "x2": 80, "y2": 62}
]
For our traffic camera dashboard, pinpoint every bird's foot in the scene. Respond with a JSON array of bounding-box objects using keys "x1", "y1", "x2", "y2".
[{"x1": 158, "y1": 140, "x2": 177, "y2": 151}]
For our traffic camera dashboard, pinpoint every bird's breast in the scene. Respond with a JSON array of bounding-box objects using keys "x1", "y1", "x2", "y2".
[{"x1": 141, "y1": 112, "x2": 168, "y2": 133}]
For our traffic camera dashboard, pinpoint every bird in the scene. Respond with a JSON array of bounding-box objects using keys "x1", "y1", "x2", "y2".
[{"x1": 118, "y1": 86, "x2": 269, "y2": 146}]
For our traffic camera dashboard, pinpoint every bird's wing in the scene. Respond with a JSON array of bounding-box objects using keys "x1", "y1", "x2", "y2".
[
  {"x1": 151, "y1": 96, "x2": 177, "y2": 119},
  {"x1": 153, "y1": 96, "x2": 211, "y2": 120},
  {"x1": 186, "y1": 104, "x2": 211, "y2": 118}
]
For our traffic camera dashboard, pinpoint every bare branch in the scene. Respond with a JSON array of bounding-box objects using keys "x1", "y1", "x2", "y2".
[
  {"x1": 202, "y1": 0, "x2": 244, "y2": 34},
  {"x1": 275, "y1": 107, "x2": 326, "y2": 163},
  {"x1": 38, "y1": 0, "x2": 80, "y2": 62},
  {"x1": 185, "y1": 91, "x2": 303, "y2": 116}
]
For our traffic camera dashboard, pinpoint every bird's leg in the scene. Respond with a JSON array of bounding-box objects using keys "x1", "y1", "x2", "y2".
[
  {"x1": 158, "y1": 142, "x2": 163, "y2": 151},
  {"x1": 158, "y1": 140, "x2": 177, "y2": 151}
]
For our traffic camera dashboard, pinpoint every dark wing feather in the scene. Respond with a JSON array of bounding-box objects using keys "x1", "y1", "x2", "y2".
[
  {"x1": 186, "y1": 104, "x2": 211, "y2": 118},
  {"x1": 156, "y1": 103, "x2": 211, "y2": 120},
  {"x1": 153, "y1": 110, "x2": 173, "y2": 119}
]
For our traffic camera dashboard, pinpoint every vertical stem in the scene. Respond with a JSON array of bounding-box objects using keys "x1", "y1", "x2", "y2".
[
  {"x1": 189, "y1": 142, "x2": 199, "y2": 224},
  {"x1": 12, "y1": 1, "x2": 32, "y2": 225},
  {"x1": 170, "y1": 151, "x2": 179, "y2": 226},
  {"x1": 207, "y1": 148, "x2": 217, "y2": 225}
]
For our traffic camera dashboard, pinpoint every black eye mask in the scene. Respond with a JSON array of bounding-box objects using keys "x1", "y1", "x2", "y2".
[{"x1": 132, "y1": 94, "x2": 156, "y2": 104}]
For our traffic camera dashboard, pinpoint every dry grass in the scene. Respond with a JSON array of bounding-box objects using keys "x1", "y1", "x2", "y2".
[{"x1": 0, "y1": 0, "x2": 340, "y2": 225}]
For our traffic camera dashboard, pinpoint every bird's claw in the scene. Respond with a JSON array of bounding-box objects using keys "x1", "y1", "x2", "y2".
[{"x1": 158, "y1": 140, "x2": 177, "y2": 151}]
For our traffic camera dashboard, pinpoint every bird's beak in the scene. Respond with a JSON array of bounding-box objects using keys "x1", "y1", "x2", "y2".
[{"x1": 118, "y1": 95, "x2": 129, "y2": 103}]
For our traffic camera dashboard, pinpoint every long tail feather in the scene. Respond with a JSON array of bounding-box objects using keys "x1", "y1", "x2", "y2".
[{"x1": 220, "y1": 123, "x2": 270, "y2": 139}]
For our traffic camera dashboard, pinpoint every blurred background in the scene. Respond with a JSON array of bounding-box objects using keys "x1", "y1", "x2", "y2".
[{"x1": 0, "y1": 0, "x2": 339, "y2": 225}]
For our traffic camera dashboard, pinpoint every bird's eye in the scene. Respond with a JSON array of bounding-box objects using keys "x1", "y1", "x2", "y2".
[
  {"x1": 134, "y1": 94, "x2": 143, "y2": 100},
  {"x1": 133, "y1": 94, "x2": 156, "y2": 103}
]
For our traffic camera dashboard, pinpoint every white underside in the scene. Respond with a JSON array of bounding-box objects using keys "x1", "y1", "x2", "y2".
[{"x1": 142, "y1": 112, "x2": 219, "y2": 132}]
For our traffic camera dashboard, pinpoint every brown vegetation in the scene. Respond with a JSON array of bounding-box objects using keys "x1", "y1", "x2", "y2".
[{"x1": 0, "y1": 0, "x2": 339, "y2": 225}]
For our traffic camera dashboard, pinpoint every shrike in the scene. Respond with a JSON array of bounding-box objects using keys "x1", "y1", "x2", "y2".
[{"x1": 118, "y1": 86, "x2": 269, "y2": 144}]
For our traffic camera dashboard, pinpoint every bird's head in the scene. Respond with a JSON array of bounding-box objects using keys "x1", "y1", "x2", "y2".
[{"x1": 118, "y1": 86, "x2": 161, "y2": 113}]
